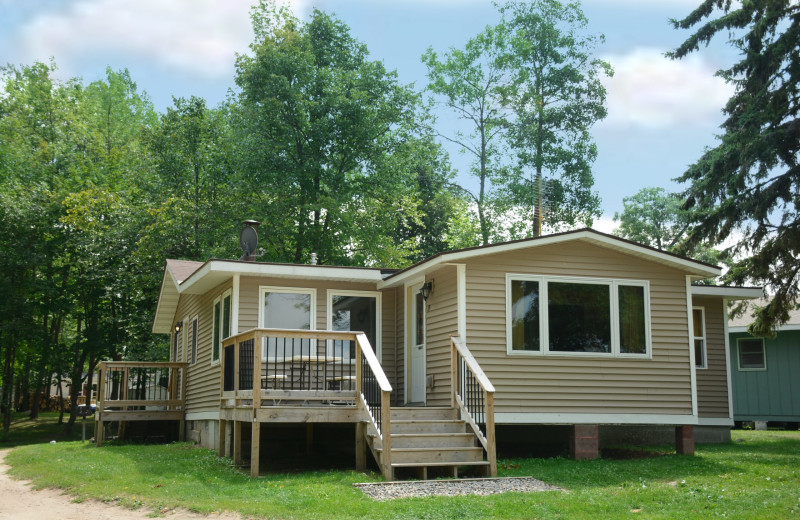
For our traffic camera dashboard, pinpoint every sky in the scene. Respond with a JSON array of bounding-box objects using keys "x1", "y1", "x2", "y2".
[{"x1": 0, "y1": 0, "x2": 738, "y2": 232}]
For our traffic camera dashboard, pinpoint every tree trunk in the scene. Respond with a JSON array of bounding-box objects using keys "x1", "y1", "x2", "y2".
[{"x1": 1, "y1": 332, "x2": 17, "y2": 438}]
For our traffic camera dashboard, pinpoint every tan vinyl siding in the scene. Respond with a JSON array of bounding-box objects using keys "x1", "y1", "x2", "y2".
[
  {"x1": 425, "y1": 266, "x2": 459, "y2": 406},
  {"x1": 462, "y1": 240, "x2": 694, "y2": 417},
  {"x1": 693, "y1": 295, "x2": 730, "y2": 418},
  {"x1": 174, "y1": 280, "x2": 231, "y2": 414}
]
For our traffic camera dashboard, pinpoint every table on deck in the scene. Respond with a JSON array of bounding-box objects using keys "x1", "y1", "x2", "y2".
[{"x1": 266, "y1": 355, "x2": 345, "y2": 390}]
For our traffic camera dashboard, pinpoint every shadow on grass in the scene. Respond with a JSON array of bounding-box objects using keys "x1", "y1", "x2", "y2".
[
  {"x1": 497, "y1": 432, "x2": 800, "y2": 490},
  {"x1": 0, "y1": 412, "x2": 84, "y2": 448}
]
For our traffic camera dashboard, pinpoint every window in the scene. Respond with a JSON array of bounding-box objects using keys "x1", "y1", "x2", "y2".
[
  {"x1": 738, "y1": 338, "x2": 766, "y2": 370},
  {"x1": 328, "y1": 291, "x2": 381, "y2": 361},
  {"x1": 692, "y1": 307, "x2": 706, "y2": 369},
  {"x1": 506, "y1": 275, "x2": 651, "y2": 357},
  {"x1": 259, "y1": 286, "x2": 315, "y2": 359},
  {"x1": 190, "y1": 316, "x2": 198, "y2": 365},
  {"x1": 211, "y1": 290, "x2": 232, "y2": 365}
]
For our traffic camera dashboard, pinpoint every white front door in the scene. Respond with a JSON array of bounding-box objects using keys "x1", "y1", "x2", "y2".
[{"x1": 409, "y1": 286, "x2": 426, "y2": 403}]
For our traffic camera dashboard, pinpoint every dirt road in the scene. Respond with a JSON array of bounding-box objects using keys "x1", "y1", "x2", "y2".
[{"x1": 0, "y1": 449, "x2": 243, "y2": 520}]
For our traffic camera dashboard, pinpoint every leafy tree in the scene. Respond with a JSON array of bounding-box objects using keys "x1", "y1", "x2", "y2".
[
  {"x1": 390, "y1": 136, "x2": 480, "y2": 263},
  {"x1": 142, "y1": 96, "x2": 238, "y2": 261},
  {"x1": 669, "y1": 0, "x2": 800, "y2": 333},
  {"x1": 422, "y1": 24, "x2": 511, "y2": 246},
  {"x1": 233, "y1": 1, "x2": 423, "y2": 266},
  {"x1": 613, "y1": 187, "x2": 684, "y2": 250},
  {"x1": 499, "y1": 0, "x2": 608, "y2": 236},
  {"x1": 423, "y1": 0, "x2": 608, "y2": 244}
]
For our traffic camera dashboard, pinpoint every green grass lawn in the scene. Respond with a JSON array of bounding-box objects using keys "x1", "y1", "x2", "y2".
[{"x1": 3, "y1": 428, "x2": 800, "y2": 519}]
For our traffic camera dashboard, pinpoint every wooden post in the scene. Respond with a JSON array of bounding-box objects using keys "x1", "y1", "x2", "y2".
[
  {"x1": 250, "y1": 420, "x2": 261, "y2": 477},
  {"x1": 179, "y1": 365, "x2": 187, "y2": 442},
  {"x1": 485, "y1": 391, "x2": 497, "y2": 476},
  {"x1": 233, "y1": 421, "x2": 242, "y2": 465},
  {"x1": 450, "y1": 338, "x2": 458, "y2": 408},
  {"x1": 251, "y1": 332, "x2": 263, "y2": 475},
  {"x1": 95, "y1": 364, "x2": 105, "y2": 446},
  {"x1": 218, "y1": 419, "x2": 227, "y2": 457},
  {"x1": 380, "y1": 390, "x2": 392, "y2": 481},
  {"x1": 355, "y1": 422, "x2": 366, "y2": 471},
  {"x1": 354, "y1": 336, "x2": 362, "y2": 398},
  {"x1": 305, "y1": 424, "x2": 314, "y2": 457}
]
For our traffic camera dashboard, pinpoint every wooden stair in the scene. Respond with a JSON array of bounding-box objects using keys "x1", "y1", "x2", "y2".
[{"x1": 367, "y1": 407, "x2": 490, "y2": 479}]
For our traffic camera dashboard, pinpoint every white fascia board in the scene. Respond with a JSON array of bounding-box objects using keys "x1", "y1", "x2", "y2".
[
  {"x1": 380, "y1": 230, "x2": 720, "y2": 289},
  {"x1": 697, "y1": 417, "x2": 734, "y2": 427},
  {"x1": 691, "y1": 286, "x2": 763, "y2": 299},
  {"x1": 494, "y1": 412, "x2": 698, "y2": 425},
  {"x1": 730, "y1": 324, "x2": 800, "y2": 333},
  {"x1": 179, "y1": 260, "x2": 383, "y2": 295},
  {"x1": 152, "y1": 267, "x2": 180, "y2": 334}
]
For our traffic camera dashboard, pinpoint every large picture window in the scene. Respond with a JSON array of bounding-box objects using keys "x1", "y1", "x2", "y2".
[{"x1": 506, "y1": 275, "x2": 651, "y2": 357}]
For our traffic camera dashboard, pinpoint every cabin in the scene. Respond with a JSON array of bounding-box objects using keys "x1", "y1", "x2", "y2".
[
  {"x1": 728, "y1": 301, "x2": 800, "y2": 428},
  {"x1": 94, "y1": 227, "x2": 761, "y2": 480}
]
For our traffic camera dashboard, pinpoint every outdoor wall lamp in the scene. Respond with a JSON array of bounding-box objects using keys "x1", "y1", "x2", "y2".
[
  {"x1": 174, "y1": 321, "x2": 183, "y2": 333},
  {"x1": 420, "y1": 281, "x2": 433, "y2": 301}
]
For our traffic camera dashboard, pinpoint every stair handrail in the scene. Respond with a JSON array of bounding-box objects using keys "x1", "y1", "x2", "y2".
[
  {"x1": 450, "y1": 335, "x2": 497, "y2": 476},
  {"x1": 355, "y1": 333, "x2": 393, "y2": 480}
]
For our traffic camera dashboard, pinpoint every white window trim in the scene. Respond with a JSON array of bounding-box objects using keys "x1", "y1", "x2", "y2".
[
  {"x1": 693, "y1": 306, "x2": 707, "y2": 370},
  {"x1": 505, "y1": 273, "x2": 652, "y2": 359},
  {"x1": 737, "y1": 337, "x2": 767, "y2": 371},
  {"x1": 326, "y1": 289, "x2": 382, "y2": 362},
  {"x1": 190, "y1": 315, "x2": 199, "y2": 366},
  {"x1": 210, "y1": 289, "x2": 232, "y2": 367}
]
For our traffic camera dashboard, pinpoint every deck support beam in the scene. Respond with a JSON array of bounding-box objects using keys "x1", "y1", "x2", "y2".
[
  {"x1": 355, "y1": 423, "x2": 366, "y2": 471},
  {"x1": 250, "y1": 421, "x2": 261, "y2": 477},
  {"x1": 233, "y1": 421, "x2": 243, "y2": 465},
  {"x1": 306, "y1": 424, "x2": 314, "y2": 457},
  {"x1": 218, "y1": 419, "x2": 227, "y2": 457}
]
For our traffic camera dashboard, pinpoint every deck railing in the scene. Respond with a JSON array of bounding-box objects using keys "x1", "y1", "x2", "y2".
[
  {"x1": 220, "y1": 328, "x2": 392, "y2": 478},
  {"x1": 95, "y1": 361, "x2": 188, "y2": 446},
  {"x1": 450, "y1": 335, "x2": 497, "y2": 476}
]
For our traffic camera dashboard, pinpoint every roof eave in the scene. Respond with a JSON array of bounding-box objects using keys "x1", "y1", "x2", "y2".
[{"x1": 379, "y1": 230, "x2": 720, "y2": 288}]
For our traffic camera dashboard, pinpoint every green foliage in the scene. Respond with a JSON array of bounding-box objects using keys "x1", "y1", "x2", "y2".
[
  {"x1": 613, "y1": 187, "x2": 731, "y2": 284},
  {"x1": 669, "y1": 0, "x2": 800, "y2": 334},
  {"x1": 233, "y1": 2, "x2": 430, "y2": 267},
  {"x1": 614, "y1": 187, "x2": 684, "y2": 250},
  {"x1": 423, "y1": 0, "x2": 608, "y2": 244}
]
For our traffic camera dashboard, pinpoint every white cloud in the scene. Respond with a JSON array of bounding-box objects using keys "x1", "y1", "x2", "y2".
[
  {"x1": 601, "y1": 47, "x2": 734, "y2": 129},
  {"x1": 15, "y1": 0, "x2": 307, "y2": 79}
]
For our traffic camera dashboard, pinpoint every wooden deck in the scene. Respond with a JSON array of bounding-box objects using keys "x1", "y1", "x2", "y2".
[
  {"x1": 218, "y1": 329, "x2": 496, "y2": 480},
  {"x1": 92, "y1": 330, "x2": 496, "y2": 481},
  {"x1": 94, "y1": 361, "x2": 188, "y2": 446}
]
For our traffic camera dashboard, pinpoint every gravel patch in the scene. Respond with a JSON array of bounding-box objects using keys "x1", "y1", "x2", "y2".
[{"x1": 354, "y1": 476, "x2": 562, "y2": 501}]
